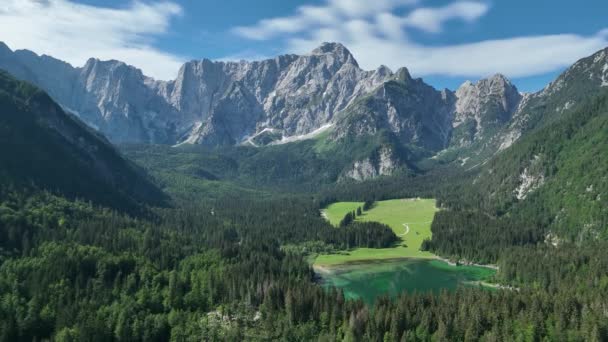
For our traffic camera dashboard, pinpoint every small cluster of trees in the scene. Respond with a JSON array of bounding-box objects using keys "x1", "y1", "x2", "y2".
[
  {"x1": 339, "y1": 201, "x2": 376, "y2": 227},
  {"x1": 339, "y1": 211, "x2": 357, "y2": 227}
]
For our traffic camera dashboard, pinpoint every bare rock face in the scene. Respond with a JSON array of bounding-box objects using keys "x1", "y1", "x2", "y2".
[
  {"x1": 72, "y1": 58, "x2": 181, "y2": 143},
  {"x1": 451, "y1": 74, "x2": 522, "y2": 147},
  {"x1": 0, "y1": 42, "x2": 399, "y2": 146},
  {"x1": 342, "y1": 146, "x2": 400, "y2": 181},
  {"x1": 0, "y1": 41, "x2": 525, "y2": 154},
  {"x1": 188, "y1": 81, "x2": 264, "y2": 146},
  {"x1": 332, "y1": 68, "x2": 456, "y2": 152},
  {"x1": 157, "y1": 42, "x2": 398, "y2": 146}
]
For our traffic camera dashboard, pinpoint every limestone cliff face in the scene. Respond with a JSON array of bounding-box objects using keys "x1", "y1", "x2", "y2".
[
  {"x1": 451, "y1": 74, "x2": 522, "y2": 147},
  {"x1": 332, "y1": 68, "x2": 455, "y2": 152},
  {"x1": 0, "y1": 42, "x2": 396, "y2": 145},
  {"x1": 341, "y1": 146, "x2": 400, "y2": 181},
  {"x1": 168, "y1": 42, "x2": 395, "y2": 146},
  {"x1": 0, "y1": 41, "x2": 527, "y2": 154}
]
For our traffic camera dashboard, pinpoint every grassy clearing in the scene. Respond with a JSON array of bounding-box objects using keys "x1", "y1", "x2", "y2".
[
  {"x1": 316, "y1": 198, "x2": 439, "y2": 266},
  {"x1": 323, "y1": 202, "x2": 363, "y2": 226}
]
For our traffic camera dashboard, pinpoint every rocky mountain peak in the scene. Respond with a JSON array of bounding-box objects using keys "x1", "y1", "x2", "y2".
[
  {"x1": 466, "y1": 74, "x2": 517, "y2": 95},
  {"x1": 82, "y1": 58, "x2": 134, "y2": 74},
  {"x1": 311, "y1": 42, "x2": 349, "y2": 55},
  {"x1": 456, "y1": 74, "x2": 519, "y2": 101},
  {"x1": 79, "y1": 58, "x2": 148, "y2": 96},
  {"x1": 375, "y1": 65, "x2": 393, "y2": 76},
  {"x1": 489, "y1": 73, "x2": 512, "y2": 84},
  {"x1": 452, "y1": 73, "x2": 522, "y2": 145},
  {"x1": 460, "y1": 80, "x2": 474, "y2": 88},
  {"x1": 393, "y1": 67, "x2": 413, "y2": 83},
  {"x1": 311, "y1": 42, "x2": 358, "y2": 67}
]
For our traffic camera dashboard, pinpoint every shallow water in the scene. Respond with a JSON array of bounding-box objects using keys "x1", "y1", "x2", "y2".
[{"x1": 318, "y1": 259, "x2": 495, "y2": 306}]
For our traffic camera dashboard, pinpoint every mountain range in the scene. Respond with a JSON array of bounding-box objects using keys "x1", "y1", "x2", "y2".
[
  {"x1": 0, "y1": 42, "x2": 525, "y2": 148},
  {"x1": 1, "y1": 41, "x2": 607, "y2": 183}
]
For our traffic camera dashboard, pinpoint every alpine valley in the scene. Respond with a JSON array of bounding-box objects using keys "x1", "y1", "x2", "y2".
[{"x1": 1, "y1": 38, "x2": 608, "y2": 341}]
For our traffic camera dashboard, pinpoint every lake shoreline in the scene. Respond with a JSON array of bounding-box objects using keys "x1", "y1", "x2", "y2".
[
  {"x1": 434, "y1": 256, "x2": 499, "y2": 271},
  {"x1": 313, "y1": 257, "x2": 498, "y2": 305},
  {"x1": 314, "y1": 254, "x2": 499, "y2": 274}
]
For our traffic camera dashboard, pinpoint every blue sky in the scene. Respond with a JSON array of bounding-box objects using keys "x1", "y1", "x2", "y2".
[{"x1": 1, "y1": 1, "x2": 607, "y2": 92}]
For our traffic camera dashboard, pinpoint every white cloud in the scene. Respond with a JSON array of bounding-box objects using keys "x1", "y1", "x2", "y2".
[
  {"x1": 290, "y1": 31, "x2": 608, "y2": 78},
  {"x1": 327, "y1": 0, "x2": 419, "y2": 18},
  {"x1": 232, "y1": 5, "x2": 340, "y2": 40},
  {"x1": 0, "y1": 0, "x2": 184, "y2": 80},
  {"x1": 233, "y1": 0, "x2": 608, "y2": 80},
  {"x1": 403, "y1": 1, "x2": 489, "y2": 33},
  {"x1": 232, "y1": 0, "x2": 419, "y2": 40}
]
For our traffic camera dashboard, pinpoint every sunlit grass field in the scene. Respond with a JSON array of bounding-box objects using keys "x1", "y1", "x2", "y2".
[{"x1": 316, "y1": 198, "x2": 439, "y2": 266}]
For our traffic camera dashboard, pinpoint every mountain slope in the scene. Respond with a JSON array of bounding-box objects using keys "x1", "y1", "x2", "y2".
[
  {"x1": 428, "y1": 88, "x2": 608, "y2": 265},
  {"x1": 333, "y1": 68, "x2": 454, "y2": 152},
  {"x1": 435, "y1": 47, "x2": 608, "y2": 169},
  {"x1": 472, "y1": 88, "x2": 608, "y2": 240},
  {"x1": 0, "y1": 70, "x2": 166, "y2": 210}
]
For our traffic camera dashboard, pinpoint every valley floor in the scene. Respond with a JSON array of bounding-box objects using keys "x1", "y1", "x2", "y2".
[
  {"x1": 315, "y1": 198, "x2": 501, "y2": 305},
  {"x1": 314, "y1": 198, "x2": 438, "y2": 266}
]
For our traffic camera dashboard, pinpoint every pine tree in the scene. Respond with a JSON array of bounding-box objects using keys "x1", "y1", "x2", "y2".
[{"x1": 340, "y1": 212, "x2": 354, "y2": 227}]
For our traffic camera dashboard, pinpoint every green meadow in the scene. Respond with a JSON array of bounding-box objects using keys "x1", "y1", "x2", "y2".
[{"x1": 315, "y1": 198, "x2": 438, "y2": 265}]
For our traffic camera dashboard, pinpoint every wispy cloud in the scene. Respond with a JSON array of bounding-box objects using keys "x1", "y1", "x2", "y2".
[
  {"x1": 0, "y1": 0, "x2": 185, "y2": 80},
  {"x1": 402, "y1": 1, "x2": 489, "y2": 33},
  {"x1": 232, "y1": 0, "x2": 420, "y2": 40},
  {"x1": 233, "y1": 0, "x2": 608, "y2": 79}
]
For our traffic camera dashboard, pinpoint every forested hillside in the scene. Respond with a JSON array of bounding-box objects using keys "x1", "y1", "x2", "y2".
[
  {"x1": 0, "y1": 71, "x2": 166, "y2": 211},
  {"x1": 425, "y1": 89, "x2": 608, "y2": 263},
  {"x1": 1, "y1": 189, "x2": 607, "y2": 340},
  {"x1": 122, "y1": 130, "x2": 419, "y2": 194}
]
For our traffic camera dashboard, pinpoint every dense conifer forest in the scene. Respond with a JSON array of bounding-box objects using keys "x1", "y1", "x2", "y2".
[{"x1": 1, "y1": 186, "x2": 608, "y2": 341}]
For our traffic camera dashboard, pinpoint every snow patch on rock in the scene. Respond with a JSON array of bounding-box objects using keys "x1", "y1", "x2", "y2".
[
  {"x1": 174, "y1": 121, "x2": 204, "y2": 146},
  {"x1": 241, "y1": 127, "x2": 280, "y2": 147},
  {"x1": 271, "y1": 123, "x2": 334, "y2": 145}
]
